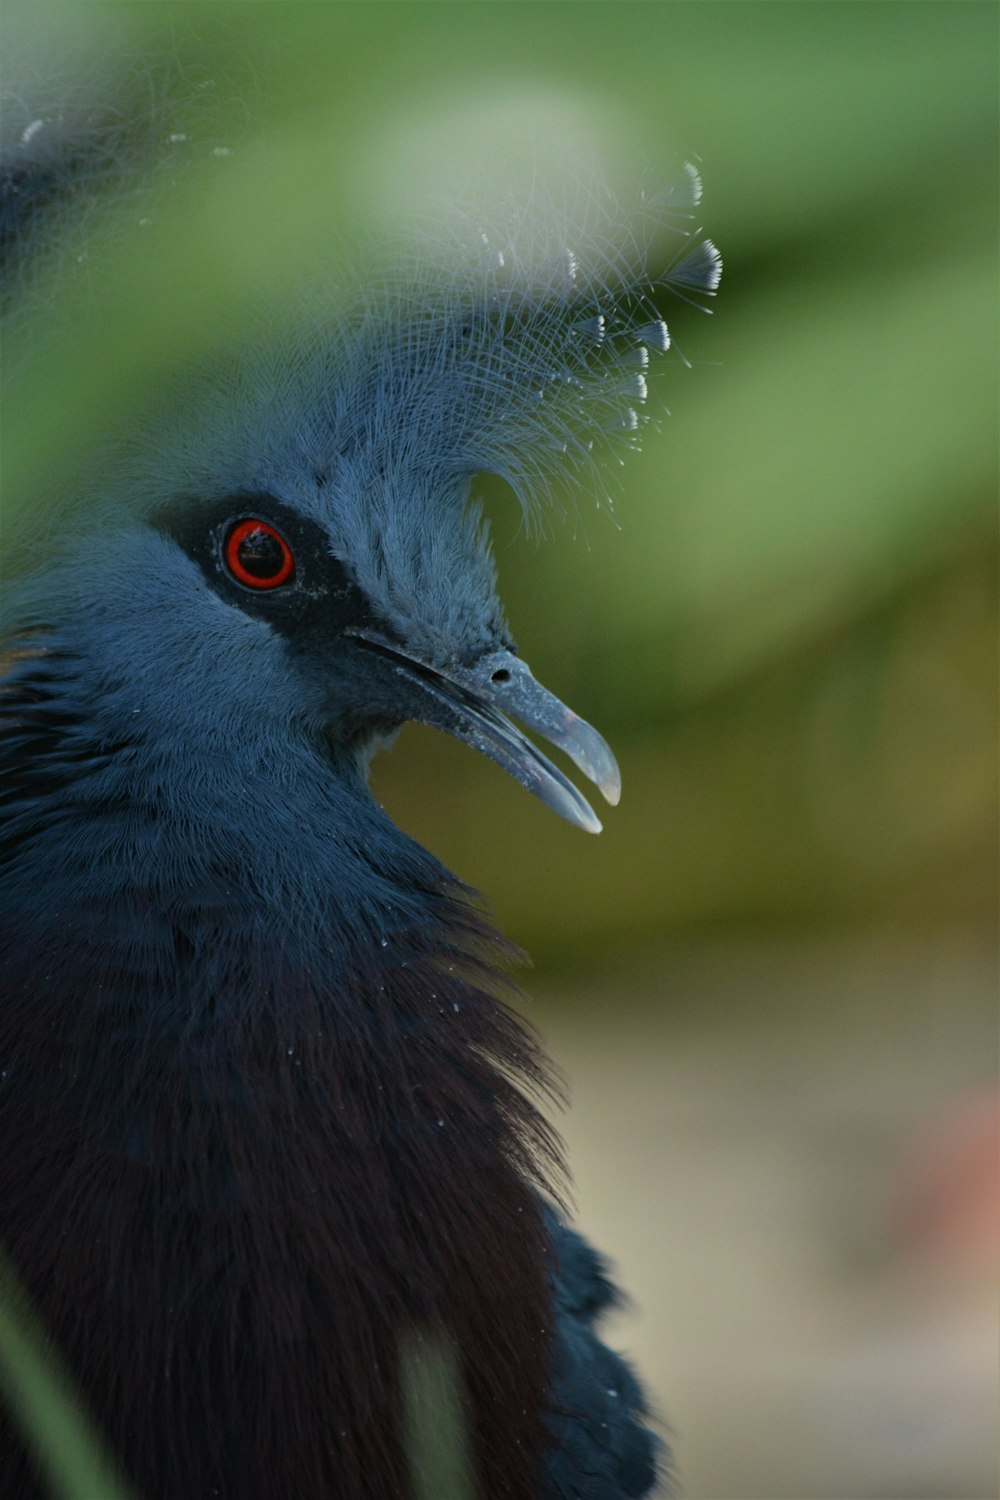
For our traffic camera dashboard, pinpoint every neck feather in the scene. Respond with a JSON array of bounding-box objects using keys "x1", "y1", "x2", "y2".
[{"x1": 1, "y1": 631, "x2": 566, "y2": 1500}]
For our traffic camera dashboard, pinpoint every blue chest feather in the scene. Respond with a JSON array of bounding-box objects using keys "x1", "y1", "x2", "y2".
[{"x1": 0, "y1": 644, "x2": 663, "y2": 1499}]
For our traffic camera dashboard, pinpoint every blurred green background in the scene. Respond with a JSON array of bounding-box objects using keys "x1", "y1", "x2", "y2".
[{"x1": 4, "y1": 3, "x2": 997, "y2": 1497}]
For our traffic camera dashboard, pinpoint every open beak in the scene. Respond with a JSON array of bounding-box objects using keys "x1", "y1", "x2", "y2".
[{"x1": 350, "y1": 634, "x2": 620, "y2": 834}]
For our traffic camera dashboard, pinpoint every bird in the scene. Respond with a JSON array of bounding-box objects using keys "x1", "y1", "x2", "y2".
[{"x1": 0, "y1": 77, "x2": 721, "y2": 1500}]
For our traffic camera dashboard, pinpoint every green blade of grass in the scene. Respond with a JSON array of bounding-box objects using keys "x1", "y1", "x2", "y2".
[{"x1": 0, "y1": 1255, "x2": 134, "y2": 1500}]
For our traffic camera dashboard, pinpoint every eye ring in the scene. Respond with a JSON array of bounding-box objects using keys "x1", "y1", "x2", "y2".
[{"x1": 223, "y1": 518, "x2": 295, "y2": 590}]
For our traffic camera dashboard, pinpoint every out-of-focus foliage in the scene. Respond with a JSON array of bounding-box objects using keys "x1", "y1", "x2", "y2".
[
  {"x1": 0, "y1": 1255, "x2": 133, "y2": 1500},
  {"x1": 400, "y1": 1328, "x2": 474, "y2": 1500},
  {"x1": 3, "y1": 0, "x2": 996, "y2": 953},
  {"x1": 3, "y1": 9, "x2": 995, "y2": 1500}
]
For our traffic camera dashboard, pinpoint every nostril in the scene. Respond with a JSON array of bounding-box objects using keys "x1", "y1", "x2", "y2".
[{"x1": 491, "y1": 668, "x2": 511, "y2": 684}]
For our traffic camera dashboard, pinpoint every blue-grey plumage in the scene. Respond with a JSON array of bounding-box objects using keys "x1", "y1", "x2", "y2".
[{"x1": 1, "y1": 71, "x2": 720, "y2": 1500}]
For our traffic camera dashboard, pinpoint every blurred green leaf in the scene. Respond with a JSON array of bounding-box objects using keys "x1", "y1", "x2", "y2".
[
  {"x1": 5, "y1": 0, "x2": 996, "y2": 951},
  {"x1": 0, "y1": 1257, "x2": 134, "y2": 1500},
  {"x1": 399, "y1": 1328, "x2": 474, "y2": 1500}
]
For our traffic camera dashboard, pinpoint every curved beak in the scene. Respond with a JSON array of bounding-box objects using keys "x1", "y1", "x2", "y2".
[{"x1": 350, "y1": 634, "x2": 620, "y2": 834}]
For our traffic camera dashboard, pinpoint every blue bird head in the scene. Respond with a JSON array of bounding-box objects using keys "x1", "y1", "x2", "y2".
[{"x1": 7, "y1": 168, "x2": 720, "y2": 859}]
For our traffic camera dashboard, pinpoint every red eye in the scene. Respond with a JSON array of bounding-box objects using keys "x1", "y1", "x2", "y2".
[{"x1": 224, "y1": 518, "x2": 295, "y2": 590}]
